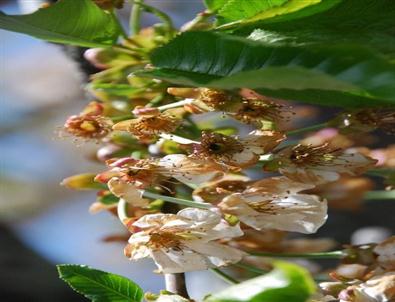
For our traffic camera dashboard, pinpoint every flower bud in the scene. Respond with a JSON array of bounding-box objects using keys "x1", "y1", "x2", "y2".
[{"x1": 61, "y1": 173, "x2": 103, "y2": 190}]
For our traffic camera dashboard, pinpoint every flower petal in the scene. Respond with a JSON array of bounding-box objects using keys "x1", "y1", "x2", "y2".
[
  {"x1": 219, "y1": 193, "x2": 327, "y2": 234},
  {"x1": 108, "y1": 178, "x2": 148, "y2": 207}
]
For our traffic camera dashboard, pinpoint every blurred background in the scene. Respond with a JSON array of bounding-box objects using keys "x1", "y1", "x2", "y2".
[{"x1": 0, "y1": 1, "x2": 394, "y2": 301}]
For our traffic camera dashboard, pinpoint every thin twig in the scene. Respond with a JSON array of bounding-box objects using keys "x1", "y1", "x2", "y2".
[
  {"x1": 286, "y1": 122, "x2": 328, "y2": 136},
  {"x1": 211, "y1": 268, "x2": 239, "y2": 284}
]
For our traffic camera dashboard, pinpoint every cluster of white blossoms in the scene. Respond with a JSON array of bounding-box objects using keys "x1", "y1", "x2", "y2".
[{"x1": 82, "y1": 88, "x2": 377, "y2": 275}]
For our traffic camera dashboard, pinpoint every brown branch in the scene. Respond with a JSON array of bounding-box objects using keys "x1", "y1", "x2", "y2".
[{"x1": 164, "y1": 273, "x2": 189, "y2": 298}]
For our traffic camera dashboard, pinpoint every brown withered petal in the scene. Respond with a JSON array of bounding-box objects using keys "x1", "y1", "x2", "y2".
[
  {"x1": 113, "y1": 111, "x2": 181, "y2": 140},
  {"x1": 64, "y1": 114, "x2": 113, "y2": 140},
  {"x1": 305, "y1": 176, "x2": 374, "y2": 211},
  {"x1": 276, "y1": 143, "x2": 377, "y2": 184}
]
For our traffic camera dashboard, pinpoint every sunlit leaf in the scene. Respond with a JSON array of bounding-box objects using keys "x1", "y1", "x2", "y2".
[
  {"x1": 57, "y1": 264, "x2": 143, "y2": 302},
  {"x1": 233, "y1": 0, "x2": 395, "y2": 57},
  {"x1": 0, "y1": 0, "x2": 121, "y2": 47},
  {"x1": 217, "y1": 0, "x2": 288, "y2": 24},
  {"x1": 205, "y1": 261, "x2": 316, "y2": 302},
  {"x1": 140, "y1": 31, "x2": 395, "y2": 108}
]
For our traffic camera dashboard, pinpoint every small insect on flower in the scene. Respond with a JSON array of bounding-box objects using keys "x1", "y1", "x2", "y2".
[
  {"x1": 124, "y1": 208, "x2": 245, "y2": 273},
  {"x1": 113, "y1": 107, "x2": 181, "y2": 141},
  {"x1": 274, "y1": 143, "x2": 377, "y2": 184},
  {"x1": 218, "y1": 177, "x2": 327, "y2": 234},
  {"x1": 189, "y1": 130, "x2": 285, "y2": 169},
  {"x1": 335, "y1": 109, "x2": 395, "y2": 135},
  {"x1": 62, "y1": 102, "x2": 113, "y2": 140}
]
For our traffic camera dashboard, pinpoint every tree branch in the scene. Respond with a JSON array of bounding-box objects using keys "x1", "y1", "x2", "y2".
[{"x1": 164, "y1": 273, "x2": 189, "y2": 298}]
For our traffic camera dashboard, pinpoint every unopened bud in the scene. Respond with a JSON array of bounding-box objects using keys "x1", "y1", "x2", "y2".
[
  {"x1": 167, "y1": 87, "x2": 200, "y2": 98},
  {"x1": 61, "y1": 173, "x2": 103, "y2": 190}
]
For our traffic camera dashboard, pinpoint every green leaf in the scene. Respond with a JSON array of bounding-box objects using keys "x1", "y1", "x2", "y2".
[
  {"x1": 141, "y1": 31, "x2": 395, "y2": 108},
  {"x1": 217, "y1": 0, "x2": 288, "y2": 24},
  {"x1": 57, "y1": 264, "x2": 143, "y2": 302},
  {"x1": 88, "y1": 83, "x2": 146, "y2": 98},
  {"x1": 98, "y1": 193, "x2": 119, "y2": 205},
  {"x1": 0, "y1": 0, "x2": 121, "y2": 47},
  {"x1": 233, "y1": 0, "x2": 395, "y2": 57},
  {"x1": 205, "y1": 261, "x2": 316, "y2": 302},
  {"x1": 204, "y1": 0, "x2": 230, "y2": 11}
]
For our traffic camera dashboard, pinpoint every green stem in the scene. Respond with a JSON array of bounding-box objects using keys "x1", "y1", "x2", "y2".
[
  {"x1": 365, "y1": 168, "x2": 394, "y2": 177},
  {"x1": 147, "y1": 94, "x2": 165, "y2": 107},
  {"x1": 157, "y1": 98, "x2": 194, "y2": 111},
  {"x1": 249, "y1": 250, "x2": 345, "y2": 259},
  {"x1": 110, "y1": 10, "x2": 128, "y2": 39},
  {"x1": 138, "y1": 2, "x2": 174, "y2": 32},
  {"x1": 215, "y1": 20, "x2": 242, "y2": 31},
  {"x1": 111, "y1": 114, "x2": 133, "y2": 122},
  {"x1": 130, "y1": 0, "x2": 142, "y2": 35},
  {"x1": 210, "y1": 268, "x2": 239, "y2": 284},
  {"x1": 286, "y1": 122, "x2": 328, "y2": 136},
  {"x1": 233, "y1": 262, "x2": 268, "y2": 275},
  {"x1": 364, "y1": 190, "x2": 395, "y2": 201},
  {"x1": 142, "y1": 191, "x2": 212, "y2": 209},
  {"x1": 182, "y1": 10, "x2": 214, "y2": 31}
]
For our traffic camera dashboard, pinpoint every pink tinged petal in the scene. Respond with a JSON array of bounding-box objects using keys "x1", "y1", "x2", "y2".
[
  {"x1": 107, "y1": 178, "x2": 148, "y2": 207},
  {"x1": 177, "y1": 208, "x2": 221, "y2": 231},
  {"x1": 205, "y1": 220, "x2": 244, "y2": 241},
  {"x1": 159, "y1": 154, "x2": 223, "y2": 185},
  {"x1": 94, "y1": 169, "x2": 121, "y2": 183},
  {"x1": 185, "y1": 241, "x2": 245, "y2": 267},
  {"x1": 229, "y1": 150, "x2": 259, "y2": 167},
  {"x1": 219, "y1": 194, "x2": 327, "y2": 234},
  {"x1": 335, "y1": 264, "x2": 368, "y2": 280},
  {"x1": 126, "y1": 234, "x2": 151, "y2": 259},
  {"x1": 279, "y1": 167, "x2": 340, "y2": 184},
  {"x1": 132, "y1": 213, "x2": 178, "y2": 230},
  {"x1": 374, "y1": 236, "x2": 395, "y2": 270},
  {"x1": 247, "y1": 176, "x2": 315, "y2": 195},
  {"x1": 151, "y1": 249, "x2": 212, "y2": 273},
  {"x1": 355, "y1": 272, "x2": 395, "y2": 302}
]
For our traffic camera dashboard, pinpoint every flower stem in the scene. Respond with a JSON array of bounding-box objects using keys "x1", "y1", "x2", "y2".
[
  {"x1": 138, "y1": 2, "x2": 174, "y2": 32},
  {"x1": 249, "y1": 250, "x2": 345, "y2": 259},
  {"x1": 181, "y1": 10, "x2": 214, "y2": 31},
  {"x1": 117, "y1": 198, "x2": 129, "y2": 225},
  {"x1": 364, "y1": 190, "x2": 395, "y2": 201},
  {"x1": 130, "y1": 0, "x2": 142, "y2": 35},
  {"x1": 164, "y1": 273, "x2": 189, "y2": 298},
  {"x1": 159, "y1": 133, "x2": 199, "y2": 145},
  {"x1": 233, "y1": 262, "x2": 268, "y2": 275},
  {"x1": 286, "y1": 122, "x2": 328, "y2": 136},
  {"x1": 210, "y1": 268, "x2": 239, "y2": 284},
  {"x1": 157, "y1": 98, "x2": 194, "y2": 111},
  {"x1": 110, "y1": 10, "x2": 128, "y2": 39},
  {"x1": 111, "y1": 114, "x2": 133, "y2": 122},
  {"x1": 215, "y1": 20, "x2": 242, "y2": 31},
  {"x1": 142, "y1": 191, "x2": 212, "y2": 209}
]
